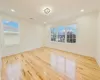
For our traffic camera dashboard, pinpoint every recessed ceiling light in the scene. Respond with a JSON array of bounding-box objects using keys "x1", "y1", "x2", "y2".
[
  {"x1": 44, "y1": 22, "x2": 47, "y2": 24},
  {"x1": 80, "y1": 9, "x2": 84, "y2": 12},
  {"x1": 11, "y1": 9, "x2": 15, "y2": 12}
]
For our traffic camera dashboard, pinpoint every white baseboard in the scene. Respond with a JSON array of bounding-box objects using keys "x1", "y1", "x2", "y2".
[{"x1": 1, "y1": 47, "x2": 42, "y2": 57}]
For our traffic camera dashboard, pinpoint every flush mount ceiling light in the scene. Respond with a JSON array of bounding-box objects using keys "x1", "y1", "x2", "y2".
[
  {"x1": 44, "y1": 8, "x2": 51, "y2": 14},
  {"x1": 41, "y1": 6, "x2": 52, "y2": 15}
]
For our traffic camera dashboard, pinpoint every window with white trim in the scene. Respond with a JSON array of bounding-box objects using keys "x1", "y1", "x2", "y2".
[{"x1": 50, "y1": 24, "x2": 76, "y2": 43}]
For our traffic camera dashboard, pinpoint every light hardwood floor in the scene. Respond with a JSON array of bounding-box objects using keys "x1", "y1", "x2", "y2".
[{"x1": 1, "y1": 47, "x2": 100, "y2": 80}]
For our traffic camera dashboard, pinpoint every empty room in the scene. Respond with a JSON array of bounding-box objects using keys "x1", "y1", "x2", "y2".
[{"x1": 0, "y1": 0, "x2": 100, "y2": 80}]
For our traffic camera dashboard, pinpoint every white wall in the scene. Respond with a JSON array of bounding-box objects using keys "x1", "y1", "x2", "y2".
[
  {"x1": 0, "y1": 13, "x2": 44, "y2": 57},
  {"x1": 44, "y1": 12, "x2": 98, "y2": 57},
  {"x1": 96, "y1": 12, "x2": 100, "y2": 66},
  {"x1": 0, "y1": 12, "x2": 99, "y2": 65}
]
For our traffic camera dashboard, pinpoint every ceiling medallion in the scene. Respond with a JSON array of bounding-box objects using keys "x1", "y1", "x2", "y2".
[{"x1": 44, "y1": 8, "x2": 51, "y2": 15}]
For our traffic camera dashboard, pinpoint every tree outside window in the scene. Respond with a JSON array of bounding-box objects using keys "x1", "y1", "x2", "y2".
[
  {"x1": 50, "y1": 24, "x2": 76, "y2": 43},
  {"x1": 58, "y1": 27, "x2": 65, "y2": 42},
  {"x1": 66, "y1": 24, "x2": 76, "y2": 43},
  {"x1": 51, "y1": 28, "x2": 57, "y2": 41}
]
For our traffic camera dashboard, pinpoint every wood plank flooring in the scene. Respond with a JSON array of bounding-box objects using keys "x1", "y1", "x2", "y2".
[{"x1": 1, "y1": 47, "x2": 100, "y2": 80}]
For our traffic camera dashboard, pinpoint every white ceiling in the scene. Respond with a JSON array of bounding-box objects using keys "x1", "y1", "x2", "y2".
[{"x1": 0, "y1": 0, "x2": 100, "y2": 24}]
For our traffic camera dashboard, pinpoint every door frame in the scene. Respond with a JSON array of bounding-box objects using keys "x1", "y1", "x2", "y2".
[
  {"x1": 0, "y1": 16, "x2": 4, "y2": 70},
  {"x1": 0, "y1": 16, "x2": 4, "y2": 57}
]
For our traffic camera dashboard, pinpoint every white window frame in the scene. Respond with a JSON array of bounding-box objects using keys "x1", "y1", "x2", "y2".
[{"x1": 50, "y1": 23, "x2": 77, "y2": 44}]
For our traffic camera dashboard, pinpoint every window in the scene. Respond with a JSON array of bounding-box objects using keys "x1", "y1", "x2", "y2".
[
  {"x1": 3, "y1": 20, "x2": 19, "y2": 32},
  {"x1": 58, "y1": 27, "x2": 65, "y2": 42},
  {"x1": 50, "y1": 24, "x2": 76, "y2": 43},
  {"x1": 2, "y1": 20, "x2": 20, "y2": 46},
  {"x1": 66, "y1": 24, "x2": 76, "y2": 43},
  {"x1": 51, "y1": 28, "x2": 57, "y2": 41}
]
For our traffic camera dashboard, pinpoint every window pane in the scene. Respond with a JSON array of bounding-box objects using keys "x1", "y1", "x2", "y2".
[
  {"x1": 58, "y1": 27, "x2": 65, "y2": 42},
  {"x1": 73, "y1": 34, "x2": 76, "y2": 38},
  {"x1": 73, "y1": 39, "x2": 76, "y2": 43},
  {"x1": 67, "y1": 38, "x2": 70, "y2": 43},
  {"x1": 66, "y1": 24, "x2": 76, "y2": 43},
  {"x1": 67, "y1": 35, "x2": 70, "y2": 38},
  {"x1": 51, "y1": 28, "x2": 57, "y2": 41},
  {"x1": 3, "y1": 20, "x2": 19, "y2": 32},
  {"x1": 51, "y1": 35, "x2": 56, "y2": 41}
]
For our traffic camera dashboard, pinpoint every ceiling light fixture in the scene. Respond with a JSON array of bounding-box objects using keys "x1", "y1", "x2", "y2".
[
  {"x1": 40, "y1": 6, "x2": 53, "y2": 15},
  {"x1": 44, "y1": 8, "x2": 51, "y2": 14},
  {"x1": 11, "y1": 9, "x2": 15, "y2": 12},
  {"x1": 44, "y1": 22, "x2": 47, "y2": 24},
  {"x1": 80, "y1": 9, "x2": 84, "y2": 12}
]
